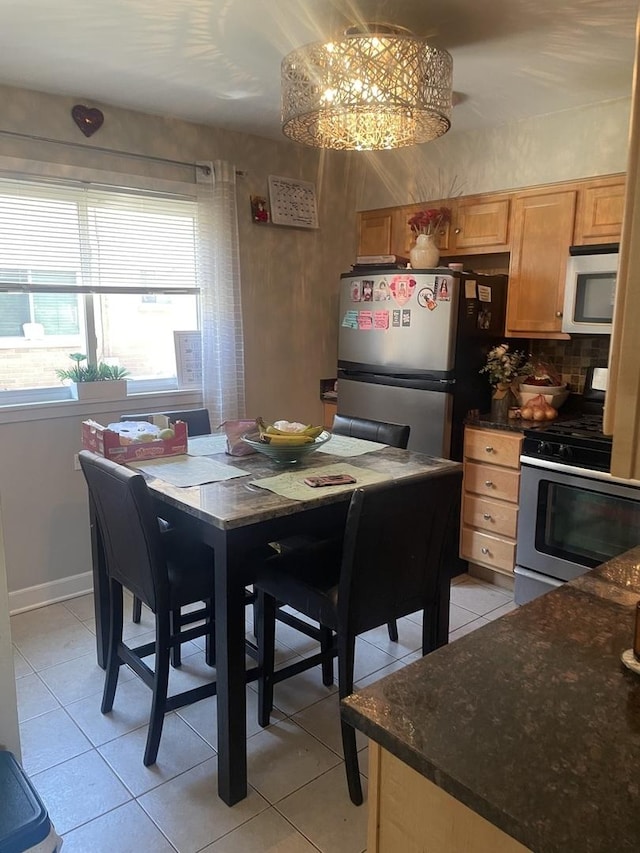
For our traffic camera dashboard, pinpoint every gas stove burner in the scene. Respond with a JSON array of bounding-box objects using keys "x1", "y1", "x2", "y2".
[
  {"x1": 521, "y1": 413, "x2": 612, "y2": 472},
  {"x1": 542, "y1": 415, "x2": 606, "y2": 438}
]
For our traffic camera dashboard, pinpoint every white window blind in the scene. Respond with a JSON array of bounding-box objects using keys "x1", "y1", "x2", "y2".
[
  {"x1": 0, "y1": 179, "x2": 198, "y2": 293},
  {"x1": 0, "y1": 177, "x2": 201, "y2": 403}
]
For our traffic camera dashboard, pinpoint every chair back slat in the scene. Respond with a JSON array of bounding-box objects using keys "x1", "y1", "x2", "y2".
[
  {"x1": 338, "y1": 468, "x2": 462, "y2": 635},
  {"x1": 79, "y1": 451, "x2": 168, "y2": 613},
  {"x1": 121, "y1": 408, "x2": 211, "y2": 437},
  {"x1": 332, "y1": 415, "x2": 410, "y2": 449}
]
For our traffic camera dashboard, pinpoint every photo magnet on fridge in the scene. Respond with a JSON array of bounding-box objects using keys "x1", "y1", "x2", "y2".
[
  {"x1": 373, "y1": 279, "x2": 390, "y2": 301},
  {"x1": 435, "y1": 276, "x2": 451, "y2": 301}
]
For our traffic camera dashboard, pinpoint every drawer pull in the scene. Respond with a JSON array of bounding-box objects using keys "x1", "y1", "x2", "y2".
[
  {"x1": 481, "y1": 547, "x2": 491, "y2": 555},
  {"x1": 483, "y1": 513, "x2": 493, "y2": 520},
  {"x1": 484, "y1": 480, "x2": 493, "y2": 487},
  {"x1": 485, "y1": 446, "x2": 494, "y2": 453}
]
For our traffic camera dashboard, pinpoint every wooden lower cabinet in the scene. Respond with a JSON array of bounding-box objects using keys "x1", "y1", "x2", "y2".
[
  {"x1": 322, "y1": 400, "x2": 336, "y2": 429},
  {"x1": 460, "y1": 426, "x2": 522, "y2": 577},
  {"x1": 368, "y1": 743, "x2": 531, "y2": 853}
]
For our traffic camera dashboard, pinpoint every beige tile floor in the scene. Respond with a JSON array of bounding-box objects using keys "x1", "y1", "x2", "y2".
[{"x1": 11, "y1": 575, "x2": 516, "y2": 853}]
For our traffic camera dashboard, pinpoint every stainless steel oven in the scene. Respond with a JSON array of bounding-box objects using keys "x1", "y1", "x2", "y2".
[{"x1": 515, "y1": 457, "x2": 640, "y2": 604}]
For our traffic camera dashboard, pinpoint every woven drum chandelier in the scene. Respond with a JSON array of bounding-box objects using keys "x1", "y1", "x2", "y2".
[{"x1": 281, "y1": 24, "x2": 452, "y2": 151}]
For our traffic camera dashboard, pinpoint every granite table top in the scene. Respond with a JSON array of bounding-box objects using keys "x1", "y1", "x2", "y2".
[
  {"x1": 342, "y1": 547, "x2": 640, "y2": 853},
  {"x1": 143, "y1": 441, "x2": 461, "y2": 531}
]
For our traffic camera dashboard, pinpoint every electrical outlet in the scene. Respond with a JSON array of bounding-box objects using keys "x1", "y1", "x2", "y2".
[{"x1": 73, "y1": 454, "x2": 81, "y2": 471}]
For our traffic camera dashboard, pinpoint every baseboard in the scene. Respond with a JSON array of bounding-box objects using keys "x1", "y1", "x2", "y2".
[
  {"x1": 8, "y1": 571, "x2": 93, "y2": 615},
  {"x1": 467, "y1": 562, "x2": 515, "y2": 591}
]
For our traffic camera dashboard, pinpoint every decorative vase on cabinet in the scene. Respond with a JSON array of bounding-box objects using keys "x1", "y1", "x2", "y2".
[
  {"x1": 409, "y1": 233, "x2": 440, "y2": 269},
  {"x1": 490, "y1": 384, "x2": 518, "y2": 422}
]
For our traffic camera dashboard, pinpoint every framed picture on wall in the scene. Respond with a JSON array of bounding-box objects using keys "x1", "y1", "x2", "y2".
[{"x1": 268, "y1": 175, "x2": 319, "y2": 229}]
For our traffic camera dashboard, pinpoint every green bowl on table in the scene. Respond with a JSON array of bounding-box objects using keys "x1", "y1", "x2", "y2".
[{"x1": 241, "y1": 430, "x2": 332, "y2": 464}]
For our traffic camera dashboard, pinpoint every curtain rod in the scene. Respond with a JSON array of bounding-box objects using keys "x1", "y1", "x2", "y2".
[{"x1": 0, "y1": 128, "x2": 245, "y2": 177}]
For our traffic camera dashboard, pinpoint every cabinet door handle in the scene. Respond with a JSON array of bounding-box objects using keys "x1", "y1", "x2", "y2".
[
  {"x1": 455, "y1": 227, "x2": 461, "y2": 234},
  {"x1": 483, "y1": 513, "x2": 492, "y2": 520},
  {"x1": 484, "y1": 480, "x2": 494, "y2": 487},
  {"x1": 485, "y1": 446, "x2": 494, "y2": 453},
  {"x1": 555, "y1": 311, "x2": 563, "y2": 318},
  {"x1": 481, "y1": 547, "x2": 491, "y2": 555}
]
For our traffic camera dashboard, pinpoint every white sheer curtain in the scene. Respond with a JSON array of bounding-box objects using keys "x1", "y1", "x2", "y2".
[{"x1": 196, "y1": 160, "x2": 246, "y2": 425}]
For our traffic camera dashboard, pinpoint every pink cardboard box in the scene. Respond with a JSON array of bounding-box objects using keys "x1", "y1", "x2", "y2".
[{"x1": 81, "y1": 419, "x2": 188, "y2": 463}]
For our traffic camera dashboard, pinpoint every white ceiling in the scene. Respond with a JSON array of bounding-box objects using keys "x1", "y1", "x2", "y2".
[{"x1": 0, "y1": 0, "x2": 637, "y2": 143}]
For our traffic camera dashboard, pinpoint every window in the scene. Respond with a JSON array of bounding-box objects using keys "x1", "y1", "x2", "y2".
[{"x1": 0, "y1": 177, "x2": 200, "y2": 402}]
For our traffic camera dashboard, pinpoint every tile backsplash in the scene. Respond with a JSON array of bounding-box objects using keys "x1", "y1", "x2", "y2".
[{"x1": 529, "y1": 336, "x2": 610, "y2": 393}]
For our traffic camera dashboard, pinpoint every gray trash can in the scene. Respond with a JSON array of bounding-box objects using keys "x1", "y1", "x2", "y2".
[{"x1": 0, "y1": 751, "x2": 62, "y2": 852}]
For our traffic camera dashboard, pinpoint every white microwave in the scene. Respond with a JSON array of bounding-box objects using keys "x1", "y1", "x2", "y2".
[{"x1": 562, "y1": 245, "x2": 618, "y2": 335}]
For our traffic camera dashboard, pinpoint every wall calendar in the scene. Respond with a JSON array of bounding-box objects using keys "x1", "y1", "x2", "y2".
[{"x1": 268, "y1": 175, "x2": 319, "y2": 229}]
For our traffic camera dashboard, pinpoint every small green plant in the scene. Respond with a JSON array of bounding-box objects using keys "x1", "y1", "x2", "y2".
[{"x1": 56, "y1": 353, "x2": 129, "y2": 383}]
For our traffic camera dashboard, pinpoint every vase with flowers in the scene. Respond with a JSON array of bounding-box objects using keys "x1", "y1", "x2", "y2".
[
  {"x1": 480, "y1": 343, "x2": 533, "y2": 421},
  {"x1": 408, "y1": 207, "x2": 451, "y2": 268}
]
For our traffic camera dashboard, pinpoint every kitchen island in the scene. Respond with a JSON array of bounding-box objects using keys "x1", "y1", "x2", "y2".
[{"x1": 342, "y1": 548, "x2": 640, "y2": 853}]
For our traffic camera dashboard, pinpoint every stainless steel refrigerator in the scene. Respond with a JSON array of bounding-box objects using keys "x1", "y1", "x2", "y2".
[{"x1": 337, "y1": 267, "x2": 508, "y2": 460}]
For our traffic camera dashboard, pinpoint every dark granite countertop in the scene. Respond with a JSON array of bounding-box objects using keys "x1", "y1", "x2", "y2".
[
  {"x1": 342, "y1": 547, "x2": 640, "y2": 853},
  {"x1": 465, "y1": 414, "x2": 526, "y2": 433}
]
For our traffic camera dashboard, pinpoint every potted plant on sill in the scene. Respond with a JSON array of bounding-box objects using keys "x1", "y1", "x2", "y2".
[{"x1": 56, "y1": 353, "x2": 129, "y2": 402}]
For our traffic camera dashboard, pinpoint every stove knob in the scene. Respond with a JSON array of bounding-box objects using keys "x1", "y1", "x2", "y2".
[
  {"x1": 537, "y1": 441, "x2": 552, "y2": 455},
  {"x1": 558, "y1": 444, "x2": 573, "y2": 462}
]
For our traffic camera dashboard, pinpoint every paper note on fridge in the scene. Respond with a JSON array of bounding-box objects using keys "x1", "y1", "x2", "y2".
[
  {"x1": 464, "y1": 280, "x2": 477, "y2": 299},
  {"x1": 477, "y1": 283, "x2": 492, "y2": 302}
]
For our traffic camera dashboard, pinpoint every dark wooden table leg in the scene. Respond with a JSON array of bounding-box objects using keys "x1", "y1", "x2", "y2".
[
  {"x1": 435, "y1": 571, "x2": 451, "y2": 648},
  {"x1": 88, "y1": 497, "x2": 109, "y2": 669},
  {"x1": 214, "y1": 534, "x2": 248, "y2": 805}
]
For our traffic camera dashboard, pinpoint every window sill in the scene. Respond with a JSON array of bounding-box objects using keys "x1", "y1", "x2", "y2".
[{"x1": 0, "y1": 389, "x2": 203, "y2": 425}]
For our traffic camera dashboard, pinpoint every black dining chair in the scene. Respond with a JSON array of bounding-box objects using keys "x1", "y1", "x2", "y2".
[
  {"x1": 331, "y1": 414, "x2": 410, "y2": 450},
  {"x1": 253, "y1": 466, "x2": 462, "y2": 805},
  {"x1": 79, "y1": 450, "x2": 219, "y2": 766},
  {"x1": 332, "y1": 414, "x2": 410, "y2": 643},
  {"x1": 120, "y1": 408, "x2": 211, "y2": 630}
]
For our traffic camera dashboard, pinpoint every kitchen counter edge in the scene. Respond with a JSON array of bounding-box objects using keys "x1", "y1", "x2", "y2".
[{"x1": 342, "y1": 546, "x2": 640, "y2": 853}]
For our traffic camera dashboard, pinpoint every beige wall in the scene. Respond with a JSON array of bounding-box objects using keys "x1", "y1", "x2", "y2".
[{"x1": 354, "y1": 98, "x2": 631, "y2": 210}]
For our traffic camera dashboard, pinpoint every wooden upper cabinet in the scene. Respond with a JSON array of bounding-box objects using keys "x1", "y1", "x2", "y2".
[
  {"x1": 506, "y1": 189, "x2": 577, "y2": 338},
  {"x1": 356, "y1": 174, "x2": 624, "y2": 301},
  {"x1": 573, "y1": 176, "x2": 625, "y2": 244},
  {"x1": 358, "y1": 209, "x2": 393, "y2": 255},
  {"x1": 358, "y1": 195, "x2": 511, "y2": 258},
  {"x1": 451, "y1": 197, "x2": 510, "y2": 253}
]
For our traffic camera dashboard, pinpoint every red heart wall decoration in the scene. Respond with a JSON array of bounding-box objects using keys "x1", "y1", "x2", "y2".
[{"x1": 71, "y1": 105, "x2": 104, "y2": 138}]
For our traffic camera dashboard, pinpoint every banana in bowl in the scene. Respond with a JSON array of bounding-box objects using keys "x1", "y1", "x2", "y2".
[{"x1": 243, "y1": 419, "x2": 331, "y2": 463}]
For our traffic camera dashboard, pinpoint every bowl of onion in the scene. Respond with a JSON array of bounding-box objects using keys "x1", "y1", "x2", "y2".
[
  {"x1": 520, "y1": 385, "x2": 568, "y2": 408},
  {"x1": 519, "y1": 391, "x2": 568, "y2": 421}
]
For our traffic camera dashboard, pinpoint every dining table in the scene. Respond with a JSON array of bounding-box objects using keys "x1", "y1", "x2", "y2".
[{"x1": 88, "y1": 431, "x2": 461, "y2": 806}]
